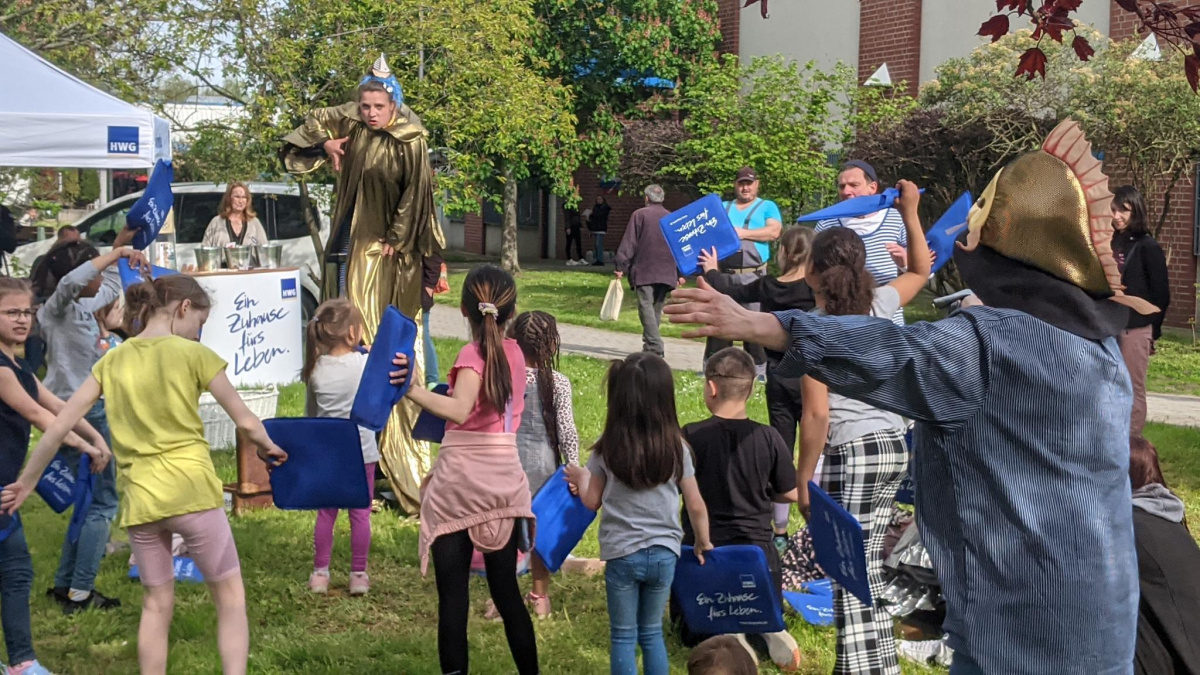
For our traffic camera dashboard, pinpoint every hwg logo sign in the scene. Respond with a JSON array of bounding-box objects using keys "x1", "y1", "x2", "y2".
[
  {"x1": 107, "y1": 126, "x2": 139, "y2": 155},
  {"x1": 280, "y1": 278, "x2": 297, "y2": 299}
]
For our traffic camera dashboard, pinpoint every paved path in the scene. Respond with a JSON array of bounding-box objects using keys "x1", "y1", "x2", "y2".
[{"x1": 428, "y1": 308, "x2": 1200, "y2": 428}]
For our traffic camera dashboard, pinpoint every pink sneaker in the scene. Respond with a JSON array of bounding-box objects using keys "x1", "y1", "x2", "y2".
[
  {"x1": 308, "y1": 571, "x2": 329, "y2": 594},
  {"x1": 349, "y1": 572, "x2": 369, "y2": 596}
]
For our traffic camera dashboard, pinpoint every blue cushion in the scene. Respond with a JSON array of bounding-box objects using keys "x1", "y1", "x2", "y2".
[
  {"x1": 117, "y1": 258, "x2": 178, "y2": 291},
  {"x1": 658, "y1": 194, "x2": 741, "y2": 276},
  {"x1": 795, "y1": 187, "x2": 922, "y2": 222},
  {"x1": 800, "y1": 578, "x2": 833, "y2": 597},
  {"x1": 808, "y1": 481, "x2": 873, "y2": 606},
  {"x1": 36, "y1": 454, "x2": 78, "y2": 513},
  {"x1": 265, "y1": 418, "x2": 371, "y2": 510},
  {"x1": 783, "y1": 590, "x2": 834, "y2": 626},
  {"x1": 531, "y1": 465, "x2": 596, "y2": 573},
  {"x1": 671, "y1": 544, "x2": 786, "y2": 635},
  {"x1": 412, "y1": 384, "x2": 449, "y2": 442},
  {"x1": 350, "y1": 306, "x2": 418, "y2": 432}
]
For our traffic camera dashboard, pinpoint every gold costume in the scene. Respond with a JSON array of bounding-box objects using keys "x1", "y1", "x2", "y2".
[{"x1": 282, "y1": 100, "x2": 445, "y2": 515}]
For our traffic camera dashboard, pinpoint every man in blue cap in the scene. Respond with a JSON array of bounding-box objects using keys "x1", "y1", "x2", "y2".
[{"x1": 815, "y1": 160, "x2": 907, "y2": 325}]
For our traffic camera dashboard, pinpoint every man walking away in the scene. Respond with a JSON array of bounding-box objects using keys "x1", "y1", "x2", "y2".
[{"x1": 615, "y1": 184, "x2": 678, "y2": 357}]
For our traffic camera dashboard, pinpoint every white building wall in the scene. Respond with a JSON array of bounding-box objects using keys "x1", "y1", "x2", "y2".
[
  {"x1": 738, "y1": 1, "x2": 859, "y2": 73},
  {"x1": 920, "y1": 0, "x2": 1111, "y2": 83}
]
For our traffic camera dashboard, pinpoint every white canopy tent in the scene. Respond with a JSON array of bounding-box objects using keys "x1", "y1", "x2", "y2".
[{"x1": 0, "y1": 31, "x2": 171, "y2": 170}]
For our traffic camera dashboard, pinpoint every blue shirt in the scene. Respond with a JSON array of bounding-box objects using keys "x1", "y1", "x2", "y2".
[
  {"x1": 816, "y1": 209, "x2": 907, "y2": 325},
  {"x1": 774, "y1": 307, "x2": 1136, "y2": 675},
  {"x1": 724, "y1": 198, "x2": 781, "y2": 264}
]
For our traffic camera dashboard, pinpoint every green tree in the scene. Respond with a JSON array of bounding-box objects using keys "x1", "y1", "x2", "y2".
[
  {"x1": 197, "y1": 0, "x2": 576, "y2": 273},
  {"x1": 652, "y1": 54, "x2": 913, "y2": 221},
  {"x1": 531, "y1": 0, "x2": 723, "y2": 185}
]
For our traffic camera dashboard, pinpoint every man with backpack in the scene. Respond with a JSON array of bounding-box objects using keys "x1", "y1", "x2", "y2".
[{"x1": 705, "y1": 167, "x2": 782, "y2": 374}]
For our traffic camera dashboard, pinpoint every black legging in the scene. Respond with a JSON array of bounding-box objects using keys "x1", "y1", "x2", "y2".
[
  {"x1": 564, "y1": 228, "x2": 584, "y2": 260},
  {"x1": 431, "y1": 528, "x2": 539, "y2": 675},
  {"x1": 765, "y1": 371, "x2": 803, "y2": 457}
]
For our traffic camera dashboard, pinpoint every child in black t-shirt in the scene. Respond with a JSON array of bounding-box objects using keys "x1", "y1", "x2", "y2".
[{"x1": 675, "y1": 347, "x2": 801, "y2": 671}]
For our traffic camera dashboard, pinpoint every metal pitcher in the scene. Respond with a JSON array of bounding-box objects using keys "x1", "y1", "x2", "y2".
[
  {"x1": 195, "y1": 247, "x2": 223, "y2": 272},
  {"x1": 224, "y1": 246, "x2": 252, "y2": 271},
  {"x1": 254, "y1": 243, "x2": 282, "y2": 269}
]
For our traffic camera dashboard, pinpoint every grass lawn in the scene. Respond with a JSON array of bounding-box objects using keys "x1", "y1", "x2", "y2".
[
  {"x1": 22, "y1": 338, "x2": 1200, "y2": 673},
  {"x1": 440, "y1": 265, "x2": 1200, "y2": 395}
]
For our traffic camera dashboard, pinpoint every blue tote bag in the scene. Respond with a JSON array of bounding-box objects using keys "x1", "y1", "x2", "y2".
[
  {"x1": 671, "y1": 544, "x2": 785, "y2": 635},
  {"x1": 530, "y1": 465, "x2": 596, "y2": 573}
]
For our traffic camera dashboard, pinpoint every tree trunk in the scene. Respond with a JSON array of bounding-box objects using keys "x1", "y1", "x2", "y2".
[
  {"x1": 501, "y1": 163, "x2": 521, "y2": 275},
  {"x1": 299, "y1": 180, "x2": 325, "y2": 288}
]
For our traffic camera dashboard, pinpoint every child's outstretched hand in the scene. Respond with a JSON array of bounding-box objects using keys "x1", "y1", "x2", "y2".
[
  {"x1": 564, "y1": 463, "x2": 588, "y2": 493},
  {"x1": 693, "y1": 539, "x2": 714, "y2": 566},
  {"x1": 697, "y1": 247, "x2": 720, "y2": 274},
  {"x1": 391, "y1": 352, "x2": 411, "y2": 387}
]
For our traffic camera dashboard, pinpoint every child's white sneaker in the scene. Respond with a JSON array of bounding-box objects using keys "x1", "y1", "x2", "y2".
[
  {"x1": 349, "y1": 571, "x2": 369, "y2": 596},
  {"x1": 761, "y1": 630, "x2": 801, "y2": 671},
  {"x1": 308, "y1": 570, "x2": 329, "y2": 594}
]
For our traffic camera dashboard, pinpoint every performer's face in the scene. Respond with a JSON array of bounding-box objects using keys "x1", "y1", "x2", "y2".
[
  {"x1": 359, "y1": 91, "x2": 396, "y2": 129},
  {"x1": 837, "y1": 168, "x2": 878, "y2": 200}
]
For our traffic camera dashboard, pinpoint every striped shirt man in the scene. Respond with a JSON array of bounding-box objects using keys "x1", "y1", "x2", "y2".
[
  {"x1": 816, "y1": 209, "x2": 907, "y2": 325},
  {"x1": 775, "y1": 306, "x2": 1136, "y2": 675}
]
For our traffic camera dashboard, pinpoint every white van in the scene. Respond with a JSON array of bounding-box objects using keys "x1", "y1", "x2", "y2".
[{"x1": 10, "y1": 182, "x2": 330, "y2": 320}]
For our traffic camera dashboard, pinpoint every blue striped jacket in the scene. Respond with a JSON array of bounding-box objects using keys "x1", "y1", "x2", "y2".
[{"x1": 775, "y1": 306, "x2": 1136, "y2": 675}]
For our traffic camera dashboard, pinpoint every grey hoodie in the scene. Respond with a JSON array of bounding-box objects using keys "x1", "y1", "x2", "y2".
[
  {"x1": 37, "y1": 261, "x2": 120, "y2": 400},
  {"x1": 1132, "y1": 483, "x2": 1185, "y2": 523}
]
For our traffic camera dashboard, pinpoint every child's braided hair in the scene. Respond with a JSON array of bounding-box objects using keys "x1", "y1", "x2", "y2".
[{"x1": 509, "y1": 311, "x2": 564, "y2": 465}]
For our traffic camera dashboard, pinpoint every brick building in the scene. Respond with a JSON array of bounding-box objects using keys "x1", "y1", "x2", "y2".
[{"x1": 452, "y1": 1, "x2": 1199, "y2": 327}]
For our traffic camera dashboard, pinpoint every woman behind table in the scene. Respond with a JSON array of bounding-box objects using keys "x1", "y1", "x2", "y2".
[
  {"x1": 393, "y1": 264, "x2": 539, "y2": 675},
  {"x1": 1129, "y1": 436, "x2": 1200, "y2": 675},
  {"x1": 797, "y1": 180, "x2": 931, "y2": 675},
  {"x1": 201, "y1": 182, "x2": 269, "y2": 249},
  {"x1": 3, "y1": 275, "x2": 287, "y2": 675},
  {"x1": 565, "y1": 351, "x2": 713, "y2": 675},
  {"x1": 1110, "y1": 186, "x2": 1170, "y2": 435}
]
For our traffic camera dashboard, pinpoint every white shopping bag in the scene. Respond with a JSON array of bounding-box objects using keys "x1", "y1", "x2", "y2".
[{"x1": 600, "y1": 279, "x2": 624, "y2": 322}]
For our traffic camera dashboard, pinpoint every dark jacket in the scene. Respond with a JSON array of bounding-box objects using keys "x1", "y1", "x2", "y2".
[
  {"x1": 421, "y1": 253, "x2": 443, "y2": 313},
  {"x1": 1114, "y1": 232, "x2": 1171, "y2": 339},
  {"x1": 563, "y1": 207, "x2": 582, "y2": 232},
  {"x1": 587, "y1": 202, "x2": 611, "y2": 233},
  {"x1": 1133, "y1": 498, "x2": 1200, "y2": 675},
  {"x1": 614, "y1": 203, "x2": 676, "y2": 288},
  {"x1": 703, "y1": 271, "x2": 816, "y2": 363}
]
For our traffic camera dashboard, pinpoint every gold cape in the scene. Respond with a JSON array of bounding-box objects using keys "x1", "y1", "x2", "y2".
[{"x1": 282, "y1": 101, "x2": 446, "y2": 515}]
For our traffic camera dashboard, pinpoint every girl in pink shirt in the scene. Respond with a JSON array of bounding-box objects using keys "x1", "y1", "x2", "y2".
[{"x1": 391, "y1": 264, "x2": 538, "y2": 675}]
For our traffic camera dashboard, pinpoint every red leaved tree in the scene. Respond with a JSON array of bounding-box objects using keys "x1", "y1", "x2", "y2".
[{"x1": 982, "y1": 0, "x2": 1200, "y2": 90}]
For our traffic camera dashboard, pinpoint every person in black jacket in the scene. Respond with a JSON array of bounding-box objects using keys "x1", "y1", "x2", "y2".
[
  {"x1": 587, "y1": 195, "x2": 611, "y2": 266},
  {"x1": 1112, "y1": 186, "x2": 1171, "y2": 435},
  {"x1": 1129, "y1": 436, "x2": 1200, "y2": 675}
]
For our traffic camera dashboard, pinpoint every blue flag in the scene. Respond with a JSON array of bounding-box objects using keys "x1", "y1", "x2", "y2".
[
  {"x1": 926, "y1": 192, "x2": 973, "y2": 274},
  {"x1": 127, "y1": 160, "x2": 174, "y2": 251},
  {"x1": 808, "y1": 481, "x2": 873, "y2": 606}
]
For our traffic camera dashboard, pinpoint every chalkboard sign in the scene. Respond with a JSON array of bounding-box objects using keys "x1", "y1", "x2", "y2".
[
  {"x1": 671, "y1": 544, "x2": 785, "y2": 635},
  {"x1": 808, "y1": 481, "x2": 872, "y2": 606},
  {"x1": 658, "y1": 194, "x2": 742, "y2": 276}
]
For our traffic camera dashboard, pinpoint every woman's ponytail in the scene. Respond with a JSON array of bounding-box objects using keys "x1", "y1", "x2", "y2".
[{"x1": 811, "y1": 228, "x2": 875, "y2": 317}]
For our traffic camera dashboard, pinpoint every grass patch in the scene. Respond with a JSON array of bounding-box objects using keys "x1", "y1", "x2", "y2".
[{"x1": 23, "y1": 338, "x2": 1198, "y2": 673}]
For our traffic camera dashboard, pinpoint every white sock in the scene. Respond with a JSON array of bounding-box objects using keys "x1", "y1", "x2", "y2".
[
  {"x1": 68, "y1": 588, "x2": 90, "y2": 602},
  {"x1": 313, "y1": 567, "x2": 329, "y2": 576}
]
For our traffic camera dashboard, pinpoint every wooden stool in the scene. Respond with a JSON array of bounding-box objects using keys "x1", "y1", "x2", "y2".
[{"x1": 224, "y1": 431, "x2": 274, "y2": 516}]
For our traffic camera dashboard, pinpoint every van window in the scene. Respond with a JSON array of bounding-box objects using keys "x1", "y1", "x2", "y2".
[
  {"x1": 81, "y1": 203, "x2": 133, "y2": 245},
  {"x1": 270, "y1": 194, "x2": 317, "y2": 240}
]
